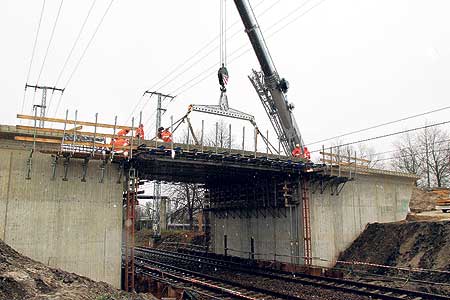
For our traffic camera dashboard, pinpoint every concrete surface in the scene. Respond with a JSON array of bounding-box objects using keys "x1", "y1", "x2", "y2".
[
  {"x1": 212, "y1": 207, "x2": 299, "y2": 263},
  {"x1": 0, "y1": 142, "x2": 123, "y2": 287},
  {"x1": 310, "y1": 172, "x2": 413, "y2": 267},
  {"x1": 212, "y1": 172, "x2": 415, "y2": 267}
]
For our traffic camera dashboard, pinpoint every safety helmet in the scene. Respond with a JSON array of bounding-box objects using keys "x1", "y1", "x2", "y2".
[
  {"x1": 296, "y1": 144, "x2": 300, "y2": 148},
  {"x1": 158, "y1": 127, "x2": 164, "y2": 131}
]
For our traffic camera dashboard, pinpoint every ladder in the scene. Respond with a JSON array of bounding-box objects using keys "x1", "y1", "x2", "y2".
[
  {"x1": 124, "y1": 168, "x2": 137, "y2": 291},
  {"x1": 301, "y1": 178, "x2": 312, "y2": 265}
]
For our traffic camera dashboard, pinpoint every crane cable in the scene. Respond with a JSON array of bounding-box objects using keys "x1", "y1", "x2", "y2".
[
  {"x1": 169, "y1": 0, "x2": 320, "y2": 97},
  {"x1": 136, "y1": 0, "x2": 282, "y2": 122},
  {"x1": 127, "y1": 0, "x2": 269, "y2": 124},
  {"x1": 220, "y1": 0, "x2": 227, "y2": 67},
  {"x1": 21, "y1": 0, "x2": 46, "y2": 116}
]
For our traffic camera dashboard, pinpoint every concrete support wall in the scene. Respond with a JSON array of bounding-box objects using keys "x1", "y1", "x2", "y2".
[
  {"x1": 211, "y1": 173, "x2": 414, "y2": 267},
  {"x1": 0, "y1": 146, "x2": 122, "y2": 287},
  {"x1": 311, "y1": 173, "x2": 412, "y2": 267},
  {"x1": 212, "y1": 208, "x2": 301, "y2": 263}
]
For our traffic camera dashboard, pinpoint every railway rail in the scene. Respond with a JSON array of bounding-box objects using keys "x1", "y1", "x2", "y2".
[
  {"x1": 136, "y1": 257, "x2": 308, "y2": 300},
  {"x1": 134, "y1": 246, "x2": 450, "y2": 300}
]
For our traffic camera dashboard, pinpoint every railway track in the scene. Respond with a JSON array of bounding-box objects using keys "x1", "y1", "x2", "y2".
[
  {"x1": 134, "y1": 246, "x2": 450, "y2": 300},
  {"x1": 136, "y1": 257, "x2": 308, "y2": 300}
]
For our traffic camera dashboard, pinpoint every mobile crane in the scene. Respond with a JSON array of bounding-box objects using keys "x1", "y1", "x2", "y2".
[{"x1": 233, "y1": 0, "x2": 305, "y2": 156}]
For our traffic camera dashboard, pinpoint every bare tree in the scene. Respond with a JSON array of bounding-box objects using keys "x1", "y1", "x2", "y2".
[
  {"x1": 167, "y1": 183, "x2": 206, "y2": 230},
  {"x1": 417, "y1": 127, "x2": 450, "y2": 188},
  {"x1": 143, "y1": 201, "x2": 153, "y2": 220},
  {"x1": 391, "y1": 132, "x2": 423, "y2": 178},
  {"x1": 392, "y1": 127, "x2": 450, "y2": 188},
  {"x1": 204, "y1": 119, "x2": 235, "y2": 148}
]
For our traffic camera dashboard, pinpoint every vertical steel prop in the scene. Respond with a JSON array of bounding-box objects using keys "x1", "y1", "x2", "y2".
[{"x1": 201, "y1": 120, "x2": 204, "y2": 153}]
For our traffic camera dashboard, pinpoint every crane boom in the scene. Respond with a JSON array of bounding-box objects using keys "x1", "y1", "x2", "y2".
[{"x1": 233, "y1": 0, "x2": 304, "y2": 154}]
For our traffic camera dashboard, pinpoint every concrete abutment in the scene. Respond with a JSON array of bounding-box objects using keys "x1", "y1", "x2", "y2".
[{"x1": 0, "y1": 145, "x2": 122, "y2": 288}]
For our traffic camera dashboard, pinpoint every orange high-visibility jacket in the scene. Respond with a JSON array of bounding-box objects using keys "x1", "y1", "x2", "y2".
[
  {"x1": 117, "y1": 128, "x2": 130, "y2": 136},
  {"x1": 161, "y1": 130, "x2": 172, "y2": 143},
  {"x1": 135, "y1": 127, "x2": 144, "y2": 139},
  {"x1": 292, "y1": 147, "x2": 302, "y2": 157}
]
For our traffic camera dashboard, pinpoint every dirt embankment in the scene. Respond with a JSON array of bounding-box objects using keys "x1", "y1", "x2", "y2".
[
  {"x1": 336, "y1": 221, "x2": 450, "y2": 295},
  {"x1": 0, "y1": 239, "x2": 153, "y2": 300}
]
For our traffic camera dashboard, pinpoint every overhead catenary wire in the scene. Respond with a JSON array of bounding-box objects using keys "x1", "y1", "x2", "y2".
[
  {"x1": 310, "y1": 119, "x2": 450, "y2": 154},
  {"x1": 360, "y1": 138, "x2": 450, "y2": 159},
  {"x1": 21, "y1": 0, "x2": 46, "y2": 115},
  {"x1": 34, "y1": 0, "x2": 65, "y2": 87},
  {"x1": 374, "y1": 147, "x2": 450, "y2": 163},
  {"x1": 47, "y1": 0, "x2": 97, "y2": 115},
  {"x1": 54, "y1": 0, "x2": 115, "y2": 117},
  {"x1": 307, "y1": 105, "x2": 450, "y2": 147}
]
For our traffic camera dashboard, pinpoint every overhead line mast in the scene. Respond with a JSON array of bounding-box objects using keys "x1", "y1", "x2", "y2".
[{"x1": 25, "y1": 84, "x2": 64, "y2": 128}]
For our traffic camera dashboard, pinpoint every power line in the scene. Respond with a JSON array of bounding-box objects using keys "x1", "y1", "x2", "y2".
[
  {"x1": 307, "y1": 105, "x2": 450, "y2": 146},
  {"x1": 22, "y1": 0, "x2": 46, "y2": 115},
  {"x1": 376, "y1": 147, "x2": 450, "y2": 163},
  {"x1": 47, "y1": 0, "x2": 97, "y2": 115},
  {"x1": 368, "y1": 138, "x2": 450, "y2": 158},
  {"x1": 310, "y1": 119, "x2": 450, "y2": 153},
  {"x1": 35, "y1": 0, "x2": 65, "y2": 86},
  {"x1": 54, "y1": 0, "x2": 115, "y2": 117}
]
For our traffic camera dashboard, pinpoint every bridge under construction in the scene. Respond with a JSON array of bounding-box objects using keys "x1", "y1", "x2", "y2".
[{"x1": 0, "y1": 112, "x2": 416, "y2": 289}]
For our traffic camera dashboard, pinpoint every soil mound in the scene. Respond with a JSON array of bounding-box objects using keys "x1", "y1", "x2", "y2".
[
  {"x1": 0, "y1": 239, "x2": 153, "y2": 300},
  {"x1": 336, "y1": 221, "x2": 450, "y2": 295}
]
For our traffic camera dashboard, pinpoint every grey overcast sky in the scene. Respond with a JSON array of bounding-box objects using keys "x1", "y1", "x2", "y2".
[{"x1": 1, "y1": 0, "x2": 450, "y2": 156}]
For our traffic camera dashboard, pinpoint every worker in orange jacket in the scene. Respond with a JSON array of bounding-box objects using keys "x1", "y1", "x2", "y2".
[
  {"x1": 292, "y1": 144, "x2": 302, "y2": 157},
  {"x1": 303, "y1": 146, "x2": 311, "y2": 160},
  {"x1": 157, "y1": 127, "x2": 173, "y2": 143},
  {"x1": 135, "y1": 124, "x2": 144, "y2": 139},
  {"x1": 112, "y1": 128, "x2": 130, "y2": 149},
  {"x1": 292, "y1": 144, "x2": 311, "y2": 160}
]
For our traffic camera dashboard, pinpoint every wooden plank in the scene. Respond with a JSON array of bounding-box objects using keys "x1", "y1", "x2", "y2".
[
  {"x1": 15, "y1": 136, "x2": 60, "y2": 144},
  {"x1": 17, "y1": 114, "x2": 136, "y2": 130},
  {"x1": 14, "y1": 136, "x2": 136, "y2": 149},
  {"x1": 16, "y1": 125, "x2": 117, "y2": 139},
  {"x1": 320, "y1": 158, "x2": 369, "y2": 169},
  {"x1": 320, "y1": 151, "x2": 371, "y2": 163},
  {"x1": 67, "y1": 125, "x2": 83, "y2": 131}
]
